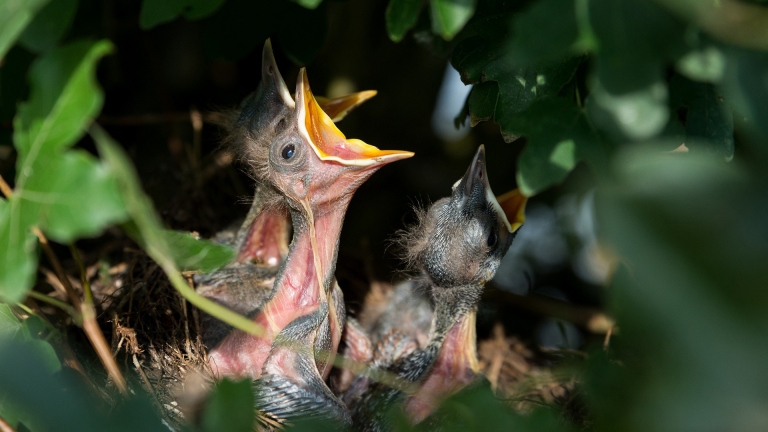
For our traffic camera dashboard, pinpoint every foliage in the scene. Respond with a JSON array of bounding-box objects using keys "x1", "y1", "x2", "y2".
[{"x1": 1, "y1": 0, "x2": 768, "y2": 431}]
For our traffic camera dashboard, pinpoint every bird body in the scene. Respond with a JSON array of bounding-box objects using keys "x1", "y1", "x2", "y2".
[{"x1": 347, "y1": 146, "x2": 526, "y2": 431}]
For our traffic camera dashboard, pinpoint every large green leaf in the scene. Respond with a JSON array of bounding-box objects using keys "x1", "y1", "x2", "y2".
[
  {"x1": 0, "y1": 40, "x2": 127, "y2": 302},
  {"x1": 139, "y1": 0, "x2": 226, "y2": 29},
  {"x1": 507, "y1": 98, "x2": 603, "y2": 196},
  {"x1": 14, "y1": 39, "x2": 112, "y2": 168},
  {"x1": 201, "y1": 379, "x2": 255, "y2": 432},
  {"x1": 386, "y1": 0, "x2": 423, "y2": 42},
  {"x1": 0, "y1": 0, "x2": 50, "y2": 60},
  {"x1": 594, "y1": 148, "x2": 768, "y2": 432},
  {"x1": 507, "y1": 0, "x2": 584, "y2": 65},
  {"x1": 18, "y1": 0, "x2": 79, "y2": 53},
  {"x1": 430, "y1": 0, "x2": 476, "y2": 41},
  {"x1": 290, "y1": 0, "x2": 323, "y2": 10}
]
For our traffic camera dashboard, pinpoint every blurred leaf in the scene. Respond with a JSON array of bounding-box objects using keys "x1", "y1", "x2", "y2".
[
  {"x1": 508, "y1": 0, "x2": 582, "y2": 64},
  {"x1": 386, "y1": 0, "x2": 423, "y2": 42},
  {"x1": 18, "y1": 0, "x2": 79, "y2": 53},
  {"x1": 509, "y1": 98, "x2": 603, "y2": 196},
  {"x1": 202, "y1": 379, "x2": 255, "y2": 432},
  {"x1": 589, "y1": 0, "x2": 686, "y2": 94},
  {"x1": 595, "y1": 148, "x2": 768, "y2": 432},
  {"x1": 0, "y1": 0, "x2": 50, "y2": 60},
  {"x1": 0, "y1": 303, "x2": 20, "y2": 340},
  {"x1": 586, "y1": 79, "x2": 669, "y2": 142},
  {"x1": 1, "y1": 40, "x2": 126, "y2": 302},
  {"x1": 720, "y1": 48, "x2": 768, "y2": 149},
  {"x1": 0, "y1": 338, "x2": 166, "y2": 431},
  {"x1": 122, "y1": 223, "x2": 234, "y2": 272},
  {"x1": 430, "y1": 0, "x2": 476, "y2": 40},
  {"x1": 164, "y1": 230, "x2": 234, "y2": 272},
  {"x1": 291, "y1": 0, "x2": 323, "y2": 9},
  {"x1": 670, "y1": 76, "x2": 734, "y2": 160},
  {"x1": 676, "y1": 45, "x2": 726, "y2": 84},
  {"x1": 139, "y1": 0, "x2": 226, "y2": 29},
  {"x1": 467, "y1": 81, "x2": 497, "y2": 126},
  {"x1": 423, "y1": 382, "x2": 573, "y2": 432}
]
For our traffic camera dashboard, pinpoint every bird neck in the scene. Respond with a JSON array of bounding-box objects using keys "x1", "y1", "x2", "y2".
[{"x1": 273, "y1": 195, "x2": 351, "y2": 310}]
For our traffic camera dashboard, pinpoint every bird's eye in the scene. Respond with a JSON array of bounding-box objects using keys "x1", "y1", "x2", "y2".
[
  {"x1": 282, "y1": 144, "x2": 296, "y2": 159},
  {"x1": 487, "y1": 230, "x2": 497, "y2": 247}
]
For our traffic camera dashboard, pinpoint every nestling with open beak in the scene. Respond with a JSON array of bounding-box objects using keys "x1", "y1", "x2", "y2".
[
  {"x1": 198, "y1": 43, "x2": 412, "y2": 424},
  {"x1": 346, "y1": 146, "x2": 526, "y2": 431},
  {"x1": 195, "y1": 39, "x2": 378, "y2": 351}
]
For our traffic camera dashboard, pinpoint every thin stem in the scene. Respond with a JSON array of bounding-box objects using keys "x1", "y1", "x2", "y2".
[
  {"x1": 69, "y1": 242, "x2": 128, "y2": 395},
  {"x1": 0, "y1": 175, "x2": 12, "y2": 199},
  {"x1": 26, "y1": 291, "x2": 80, "y2": 321},
  {"x1": 32, "y1": 227, "x2": 81, "y2": 310}
]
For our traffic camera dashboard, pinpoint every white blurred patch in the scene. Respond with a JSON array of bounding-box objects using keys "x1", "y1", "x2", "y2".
[{"x1": 431, "y1": 63, "x2": 472, "y2": 143}]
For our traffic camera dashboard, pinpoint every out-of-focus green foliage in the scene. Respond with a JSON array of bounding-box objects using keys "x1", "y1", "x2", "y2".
[
  {"x1": 201, "y1": 379, "x2": 255, "y2": 432},
  {"x1": 139, "y1": 0, "x2": 226, "y2": 29},
  {"x1": 0, "y1": 0, "x2": 50, "y2": 60},
  {"x1": 18, "y1": 0, "x2": 79, "y2": 53}
]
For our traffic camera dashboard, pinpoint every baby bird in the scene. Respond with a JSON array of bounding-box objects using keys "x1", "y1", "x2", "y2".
[
  {"x1": 196, "y1": 39, "x2": 376, "y2": 350},
  {"x1": 346, "y1": 146, "x2": 526, "y2": 431},
  {"x1": 202, "y1": 58, "x2": 412, "y2": 425}
]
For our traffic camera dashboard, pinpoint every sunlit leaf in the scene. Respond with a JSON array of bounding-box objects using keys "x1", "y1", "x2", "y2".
[
  {"x1": 202, "y1": 379, "x2": 255, "y2": 432},
  {"x1": 676, "y1": 45, "x2": 725, "y2": 84},
  {"x1": 0, "y1": 0, "x2": 50, "y2": 60},
  {"x1": 0, "y1": 303, "x2": 21, "y2": 340},
  {"x1": 18, "y1": 0, "x2": 79, "y2": 53},
  {"x1": 586, "y1": 79, "x2": 669, "y2": 142},
  {"x1": 386, "y1": 0, "x2": 423, "y2": 42},
  {"x1": 509, "y1": 98, "x2": 602, "y2": 196},
  {"x1": 430, "y1": 0, "x2": 476, "y2": 41}
]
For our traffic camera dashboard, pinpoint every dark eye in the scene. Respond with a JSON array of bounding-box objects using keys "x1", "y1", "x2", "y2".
[
  {"x1": 282, "y1": 144, "x2": 295, "y2": 159},
  {"x1": 487, "y1": 230, "x2": 497, "y2": 247}
]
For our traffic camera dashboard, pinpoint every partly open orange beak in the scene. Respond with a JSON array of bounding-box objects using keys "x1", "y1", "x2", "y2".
[
  {"x1": 496, "y1": 188, "x2": 527, "y2": 233},
  {"x1": 296, "y1": 68, "x2": 414, "y2": 167}
]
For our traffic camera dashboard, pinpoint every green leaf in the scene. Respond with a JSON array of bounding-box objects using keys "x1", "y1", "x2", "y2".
[
  {"x1": 676, "y1": 45, "x2": 725, "y2": 84},
  {"x1": 589, "y1": 0, "x2": 686, "y2": 94},
  {"x1": 467, "y1": 81, "x2": 498, "y2": 126},
  {"x1": 201, "y1": 379, "x2": 255, "y2": 432},
  {"x1": 0, "y1": 304, "x2": 21, "y2": 340},
  {"x1": 430, "y1": 0, "x2": 476, "y2": 41},
  {"x1": 122, "y1": 223, "x2": 234, "y2": 272},
  {"x1": 14, "y1": 39, "x2": 113, "y2": 168},
  {"x1": 139, "y1": 0, "x2": 226, "y2": 29},
  {"x1": 0, "y1": 199, "x2": 38, "y2": 301},
  {"x1": 0, "y1": 0, "x2": 50, "y2": 60},
  {"x1": 21, "y1": 151, "x2": 127, "y2": 242},
  {"x1": 586, "y1": 79, "x2": 669, "y2": 142},
  {"x1": 508, "y1": 0, "x2": 582, "y2": 65},
  {"x1": 1, "y1": 40, "x2": 126, "y2": 302},
  {"x1": 510, "y1": 98, "x2": 601, "y2": 196},
  {"x1": 18, "y1": 0, "x2": 79, "y2": 53},
  {"x1": 164, "y1": 230, "x2": 235, "y2": 272},
  {"x1": 386, "y1": 0, "x2": 423, "y2": 42},
  {"x1": 291, "y1": 0, "x2": 323, "y2": 9}
]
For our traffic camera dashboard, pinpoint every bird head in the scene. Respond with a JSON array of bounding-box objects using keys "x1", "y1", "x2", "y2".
[{"x1": 404, "y1": 145, "x2": 526, "y2": 288}]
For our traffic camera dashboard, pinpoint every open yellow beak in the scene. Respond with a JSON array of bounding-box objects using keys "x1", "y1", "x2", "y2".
[
  {"x1": 296, "y1": 68, "x2": 414, "y2": 167},
  {"x1": 496, "y1": 189, "x2": 527, "y2": 233},
  {"x1": 316, "y1": 90, "x2": 378, "y2": 122}
]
